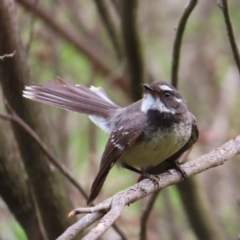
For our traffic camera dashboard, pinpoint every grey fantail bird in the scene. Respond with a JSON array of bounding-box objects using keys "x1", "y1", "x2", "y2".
[{"x1": 23, "y1": 78, "x2": 198, "y2": 204}]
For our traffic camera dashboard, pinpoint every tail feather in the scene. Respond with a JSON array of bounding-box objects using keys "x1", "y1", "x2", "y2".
[
  {"x1": 23, "y1": 78, "x2": 119, "y2": 118},
  {"x1": 87, "y1": 166, "x2": 110, "y2": 205}
]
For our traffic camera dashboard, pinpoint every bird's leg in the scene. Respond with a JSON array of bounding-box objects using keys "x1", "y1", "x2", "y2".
[
  {"x1": 167, "y1": 160, "x2": 187, "y2": 179},
  {"x1": 123, "y1": 164, "x2": 160, "y2": 184}
]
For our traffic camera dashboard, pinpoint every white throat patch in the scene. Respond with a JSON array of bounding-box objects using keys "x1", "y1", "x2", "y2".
[{"x1": 141, "y1": 93, "x2": 176, "y2": 114}]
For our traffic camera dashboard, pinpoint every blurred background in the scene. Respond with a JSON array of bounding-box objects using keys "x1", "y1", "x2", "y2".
[{"x1": 0, "y1": 0, "x2": 240, "y2": 239}]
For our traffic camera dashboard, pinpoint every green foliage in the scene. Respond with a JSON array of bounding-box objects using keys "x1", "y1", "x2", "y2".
[{"x1": 0, "y1": 218, "x2": 27, "y2": 240}]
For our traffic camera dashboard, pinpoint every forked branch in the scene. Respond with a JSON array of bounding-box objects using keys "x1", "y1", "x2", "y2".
[{"x1": 58, "y1": 135, "x2": 240, "y2": 240}]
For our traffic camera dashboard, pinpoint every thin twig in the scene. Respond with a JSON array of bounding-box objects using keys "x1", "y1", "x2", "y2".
[
  {"x1": 218, "y1": 0, "x2": 240, "y2": 75},
  {"x1": 140, "y1": 191, "x2": 159, "y2": 240},
  {"x1": 0, "y1": 107, "x2": 88, "y2": 200},
  {"x1": 0, "y1": 51, "x2": 16, "y2": 60},
  {"x1": 93, "y1": 0, "x2": 122, "y2": 60},
  {"x1": 25, "y1": 0, "x2": 38, "y2": 53},
  {"x1": 171, "y1": 0, "x2": 198, "y2": 88},
  {"x1": 58, "y1": 135, "x2": 240, "y2": 239}
]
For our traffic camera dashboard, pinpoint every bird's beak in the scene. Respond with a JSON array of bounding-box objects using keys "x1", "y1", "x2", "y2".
[{"x1": 143, "y1": 84, "x2": 154, "y2": 93}]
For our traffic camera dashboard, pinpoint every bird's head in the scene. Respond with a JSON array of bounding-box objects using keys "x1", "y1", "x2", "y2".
[{"x1": 141, "y1": 81, "x2": 187, "y2": 115}]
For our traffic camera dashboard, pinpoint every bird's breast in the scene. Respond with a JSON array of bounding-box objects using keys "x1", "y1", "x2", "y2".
[{"x1": 118, "y1": 122, "x2": 192, "y2": 169}]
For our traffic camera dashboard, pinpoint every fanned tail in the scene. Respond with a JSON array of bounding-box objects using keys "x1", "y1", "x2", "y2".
[{"x1": 23, "y1": 78, "x2": 119, "y2": 118}]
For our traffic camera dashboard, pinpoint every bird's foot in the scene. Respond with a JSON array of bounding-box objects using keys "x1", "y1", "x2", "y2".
[
  {"x1": 142, "y1": 172, "x2": 160, "y2": 187},
  {"x1": 167, "y1": 160, "x2": 187, "y2": 179}
]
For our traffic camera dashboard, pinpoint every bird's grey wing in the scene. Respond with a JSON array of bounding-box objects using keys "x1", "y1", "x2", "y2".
[
  {"x1": 139, "y1": 115, "x2": 199, "y2": 178},
  {"x1": 87, "y1": 127, "x2": 142, "y2": 204}
]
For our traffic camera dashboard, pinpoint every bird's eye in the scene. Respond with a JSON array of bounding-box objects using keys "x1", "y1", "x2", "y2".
[{"x1": 164, "y1": 91, "x2": 171, "y2": 97}]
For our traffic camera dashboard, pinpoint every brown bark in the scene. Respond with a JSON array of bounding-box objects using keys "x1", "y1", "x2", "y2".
[
  {"x1": 0, "y1": 0, "x2": 75, "y2": 239},
  {"x1": 121, "y1": 0, "x2": 145, "y2": 101},
  {"x1": 0, "y1": 123, "x2": 45, "y2": 240}
]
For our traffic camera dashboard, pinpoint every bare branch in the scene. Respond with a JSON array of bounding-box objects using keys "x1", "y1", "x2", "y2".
[
  {"x1": 0, "y1": 122, "x2": 46, "y2": 240},
  {"x1": 121, "y1": 0, "x2": 145, "y2": 101},
  {"x1": 0, "y1": 106, "x2": 88, "y2": 199},
  {"x1": 218, "y1": 0, "x2": 240, "y2": 75},
  {"x1": 83, "y1": 195, "x2": 125, "y2": 240},
  {"x1": 57, "y1": 135, "x2": 240, "y2": 239},
  {"x1": 171, "y1": 0, "x2": 198, "y2": 88},
  {"x1": 0, "y1": 51, "x2": 16, "y2": 60},
  {"x1": 93, "y1": 0, "x2": 122, "y2": 60},
  {"x1": 25, "y1": 0, "x2": 38, "y2": 53},
  {"x1": 140, "y1": 192, "x2": 159, "y2": 240},
  {"x1": 57, "y1": 212, "x2": 104, "y2": 240}
]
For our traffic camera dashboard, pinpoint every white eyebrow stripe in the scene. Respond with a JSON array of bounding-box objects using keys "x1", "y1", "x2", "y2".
[{"x1": 159, "y1": 85, "x2": 173, "y2": 91}]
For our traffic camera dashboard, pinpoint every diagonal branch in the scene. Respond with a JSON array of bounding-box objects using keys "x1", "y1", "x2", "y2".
[
  {"x1": 171, "y1": 0, "x2": 198, "y2": 88},
  {"x1": 218, "y1": 0, "x2": 240, "y2": 75},
  {"x1": 93, "y1": 0, "x2": 122, "y2": 60},
  {"x1": 57, "y1": 135, "x2": 240, "y2": 239},
  {"x1": 0, "y1": 103, "x2": 88, "y2": 200},
  {"x1": 16, "y1": 0, "x2": 128, "y2": 90}
]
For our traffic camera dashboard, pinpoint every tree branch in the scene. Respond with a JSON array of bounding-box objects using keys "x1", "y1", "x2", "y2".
[
  {"x1": 0, "y1": 106, "x2": 88, "y2": 200},
  {"x1": 171, "y1": 0, "x2": 198, "y2": 88},
  {"x1": 82, "y1": 195, "x2": 125, "y2": 240},
  {"x1": 93, "y1": 0, "x2": 122, "y2": 60},
  {"x1": 57, "y1": 212, "x2": 104, "y2": 240},
  {"x1": 0, "y1": 123, "x2": 46, "y2": 240},
  {"x1": 0, "y1": 51, "x2": 16, "y2": 60},
  {"x1": 0, "y1": 0, "x2": 75, "y2": 238},
  {"x1": 58, "y1": 135, "x2": 240, "y2": 239},
  {"x1": 218, "y1": 0, "x2": 240, "y2": 75},
  {"x1": 139, "y1": 191, "x2": 159, "y2": 240},
  {"x1": 121, "y1": 0, "x2": 145, "y2": 101}
]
